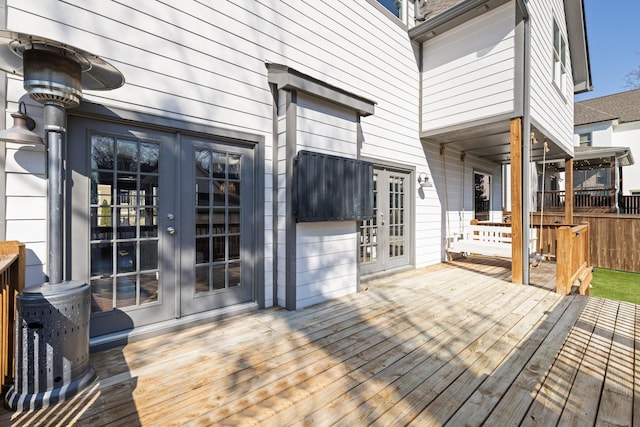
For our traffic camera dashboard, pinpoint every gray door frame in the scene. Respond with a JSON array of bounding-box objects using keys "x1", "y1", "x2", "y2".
[
  {"x1": 360, "y1": 163, "x2": 414, "y2": 276},
  {"x1": 66, "y1": 107, "x2": 264, "y2": 338}
]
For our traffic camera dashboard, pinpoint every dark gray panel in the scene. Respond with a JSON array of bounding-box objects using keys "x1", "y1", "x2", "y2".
[{"x1": 294, "y1": 150, "x2": 374, "y2": 222}]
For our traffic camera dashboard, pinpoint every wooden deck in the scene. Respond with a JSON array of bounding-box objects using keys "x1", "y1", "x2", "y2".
[{"x1": 2, "y1": 258, "x2": 639, "y2": 426}]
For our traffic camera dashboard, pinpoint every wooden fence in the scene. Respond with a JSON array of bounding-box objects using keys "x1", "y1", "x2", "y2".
[
  {"x1": 531, "y1": 212, "x2": 640, "y2": 273},
  {"x1": 0, "y1": 241, "x2": 25, "y2": 395},
  {"x1": 555, "y1": 223, "x2": 592, "y2": 295}
]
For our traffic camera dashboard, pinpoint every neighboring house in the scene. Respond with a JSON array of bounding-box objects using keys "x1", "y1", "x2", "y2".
[
  {"x1": 0, "y1": 0, "x2": 589, "y2": 346},
  {"x1": 574, "y1": 89, "x2": 640, "y2": 195}
]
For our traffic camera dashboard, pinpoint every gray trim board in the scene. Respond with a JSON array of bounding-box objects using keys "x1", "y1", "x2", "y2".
[
  {"x1": 267, "y1": 63, "x2": 376, "y2": 117},
  {"x1": 70, "y1": 101, "x2": 265, "y2": 146},
  {"x1": 419, "y1": 112, "x2": 515, "y2": 139},
  {"x1": 271, "y1": 83, "x2": 278, "y2": 307},
  {"x1": 254, "y1": 117, "x2": 266, "y2": 309},
  {"x1": 285, "y1": 90, "x2": 297, "y2": 311}
]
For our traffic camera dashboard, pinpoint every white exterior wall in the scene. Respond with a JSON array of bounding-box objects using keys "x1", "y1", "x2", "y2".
[
  {"x1": 423, "y1": 141, "x2": 502, "y2": 260},
  {"x1": 574, "y1": 122, "x2": 614, "y2": 147},
  {"x1": 295, "y1": 95, "x2": 359, "y2": 308},
  {"x1": 618, "y1": 122, "x2": 640, "y2": 193},
  {"x1": 4, "y1": 95, "x2": 48, "y2": 286},
  {"x1": 4, "y1": 0, "x2": 436, "y2": 299},
  {"x1": 528, "y1": 0, "x2": 574, "y2": 151},
  {"x1": 421, "y1": 2, "x2": 516, "y2": 133}
]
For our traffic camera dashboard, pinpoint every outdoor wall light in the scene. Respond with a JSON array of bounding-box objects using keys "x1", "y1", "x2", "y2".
[
  {"x1": 417, "y1": 172, "x2": 432, "y2": 188},
  {"x1": 0, "y1": 101, "x2": 43, "y2": 145}
]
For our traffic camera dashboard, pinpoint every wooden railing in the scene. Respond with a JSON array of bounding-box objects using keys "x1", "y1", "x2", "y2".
[
  {"x1": 537, "y1": 190, "x2": 640, "y2": 214},
  {"x1": 556, "y1": 223, "x2": 591, "y2": 295},
  {"x1": 0, "y1": 241, "x2": 25, "y2": 394},
  {"x1": 619, "y1": 194, "x2": 640, "y2": 215}
]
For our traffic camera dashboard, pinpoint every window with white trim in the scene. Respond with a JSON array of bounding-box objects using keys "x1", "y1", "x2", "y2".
[
  {"x1": 552, "y1": 19, "x2": 567, "y2": 95},
  {"x1": 579, "y1": 132, "x2": 592, "y2": 147},
  {"x1": 376, "y1": 0, "x2": 404, "y2": 20}
]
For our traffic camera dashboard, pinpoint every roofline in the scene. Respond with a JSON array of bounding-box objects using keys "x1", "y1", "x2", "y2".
[
  {"x1": 565, "y1": 0, "x2": 593, "y2": 94},
  {"x1": 409, "y1": 0, "x2": 510, "y2": 42},
  {"x1": 574, "y1": 146, "x2": 634, "y2": 166},
  {"x1": 574, "y1": 118, "x2": 618, "y2": 127}
]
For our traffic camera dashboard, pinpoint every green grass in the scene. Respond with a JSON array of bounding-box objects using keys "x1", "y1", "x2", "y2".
[{"x1": 590, "y1": 267, "x2": 640, "y2": 305}]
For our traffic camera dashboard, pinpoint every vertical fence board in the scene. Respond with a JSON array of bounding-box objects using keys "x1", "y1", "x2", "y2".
[{"x1": 529, "y1": 213, "x2": 640, "y2": 273}]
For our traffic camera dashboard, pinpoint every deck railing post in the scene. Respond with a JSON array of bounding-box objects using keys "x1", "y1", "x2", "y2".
[
  {"x1": 556, "y1": 226, "x2": 572, "y2": 294},
  {"x1": 0, "y1": 241, "x2": 25, "y2": 395}
]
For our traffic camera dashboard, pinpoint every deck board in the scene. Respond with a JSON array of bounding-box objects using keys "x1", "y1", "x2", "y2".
[{"x1": 1, "y1": 258, "x2": 638, "y2": 426}]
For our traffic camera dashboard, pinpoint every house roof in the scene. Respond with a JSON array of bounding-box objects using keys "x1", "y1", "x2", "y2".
[
  {"x1": 575, "y1": 88, "x2": 640, "y2": 126},
  {"x1": 417, "y1": 0, "x2": 466, "y2": 21},
  {"x1": 573, "y1": 146, "x2": 634, "y2": 168}
]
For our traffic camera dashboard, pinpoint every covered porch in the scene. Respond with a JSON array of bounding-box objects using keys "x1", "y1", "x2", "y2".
[{"x1": 2, "y1": 258, "x2": 637, "y2": 426}]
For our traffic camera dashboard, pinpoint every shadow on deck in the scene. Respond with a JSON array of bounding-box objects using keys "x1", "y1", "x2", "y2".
[{"x1": 2, "y1": 259, "x2": 637, "y2": 426}]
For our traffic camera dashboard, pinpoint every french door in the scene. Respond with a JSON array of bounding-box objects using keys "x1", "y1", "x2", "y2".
[
  {"x1": 359, "y1": 168, "x2": 411, "y2": 275},
  {"x1": 68, "y1": 117, "x2": 255, "y2": 337}
]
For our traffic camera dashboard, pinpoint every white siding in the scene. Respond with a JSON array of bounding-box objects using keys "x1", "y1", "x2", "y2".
[
  {"x1": 529, "y1": 0, "x2": 574, "y2": 151},
  {"x1": 295, "y1": 94, "x2": 358, "y2": 309},
  {"x1": 423, "y1": 141, "x2": 503, "y2": 260},
  {"x1": 421, "y1": 2, "x2": 516, "y2": 132},
  {"x1": 4, "y1": 93, "x2": 48, "y2": 285},
  {"x1": 296, "y1": 222, "x2": 357, "y2": 308},
  {"x1": 618, "y1": 122, "x2": 640, "y2": 193},
  {"x1": 4, "y1": 0, "x2": 432, "y2": 296}
]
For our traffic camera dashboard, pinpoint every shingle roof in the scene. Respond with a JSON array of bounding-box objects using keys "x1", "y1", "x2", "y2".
[
  {"x1": 575, "y1": 88, "x2": 640, "y2": 126},
  {"x1": 418, "y1": 0, "x2": 466, "y2": 21}
]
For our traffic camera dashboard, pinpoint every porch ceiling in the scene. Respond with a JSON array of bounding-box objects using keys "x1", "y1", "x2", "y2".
[{"x1": 421, "y1": 119, "x2": 570, "y2": 164}]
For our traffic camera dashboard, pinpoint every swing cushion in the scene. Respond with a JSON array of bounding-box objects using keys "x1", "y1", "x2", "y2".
[{"x1": 449, "y1": 225, "x2": 537, "y2": 258}]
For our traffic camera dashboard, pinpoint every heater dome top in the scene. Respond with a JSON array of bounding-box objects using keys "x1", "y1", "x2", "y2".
[{"x1": 0, "y1": 30, "x2": 125, "y2": 92}]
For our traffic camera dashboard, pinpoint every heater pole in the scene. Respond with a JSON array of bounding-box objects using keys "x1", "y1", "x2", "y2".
[{"x1": 45, "y1": 103, "x2": 66, "y2": 284}]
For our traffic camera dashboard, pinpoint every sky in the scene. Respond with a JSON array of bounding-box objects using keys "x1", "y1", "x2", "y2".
[{"x1": 574, "y1": 0, "x2": 640, "y2": 101}]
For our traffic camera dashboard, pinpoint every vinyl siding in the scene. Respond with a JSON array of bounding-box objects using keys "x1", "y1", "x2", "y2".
[
  {"x1": 423, "y1": 141, "x2": 503, "y2": 260},
  {"x1": 4, "y1": 0, "x2": 431, "y2": 299},
  {"x1": 295, "y1": 94, "x2": 358, "y2": 309},
  {"x1": 528, "y1": 0, "x2": 574, "y2": 151},
  {"x1": 421, "y1": 2, "x2": 516, "y2": 132}
]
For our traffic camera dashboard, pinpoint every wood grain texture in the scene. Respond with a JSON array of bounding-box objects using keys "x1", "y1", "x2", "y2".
[{"x1": 1, "y1": 257, "x2": 638, "y2": 426}]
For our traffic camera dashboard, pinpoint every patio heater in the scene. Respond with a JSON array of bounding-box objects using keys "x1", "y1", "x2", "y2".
[{"x1": 0, "y1": 31, "x2": 124, "y2": 410}]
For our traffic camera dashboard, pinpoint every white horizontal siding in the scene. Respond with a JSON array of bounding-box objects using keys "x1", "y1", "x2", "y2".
[
  {"x1": 422, "y1": 2, "x2": 516, "y2": 132},
  {"x1": 296, "y1": 222, "x2": 357, "y2": 309},
  {"x1": 296, "y1": 95, "x2": 357, "y2": 158},
  {"x1": 422, "y1": 141, "x2": 502, "y2": 261},
  {"x1": 528, "y1": 0, "x2": 573, "y2": 151},
  {"x1": 4, "y1": 0, "x2": 431, "y2": 300}
]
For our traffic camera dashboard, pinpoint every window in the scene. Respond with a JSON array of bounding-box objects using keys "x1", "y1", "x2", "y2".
[
  {"x1": 474, "y1": 172, "x2": 491, "y2": 222},
  {"x1": 579, "y1": 133, "x2": 592, "y2": 147},
  {"x1": 376, "y1": 0, "x2": 403, "y2": 19},
  {"x1": 552, "y1": 19, "x2": 567, "y2": 94}
]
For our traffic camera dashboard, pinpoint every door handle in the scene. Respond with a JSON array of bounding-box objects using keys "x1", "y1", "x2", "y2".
[{"x1": 166, "y1": 226, "x2": 176, "y2": 235}]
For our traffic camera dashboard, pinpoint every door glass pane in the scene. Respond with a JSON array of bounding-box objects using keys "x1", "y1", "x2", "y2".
[
  {"x1": 474, "y1": 172, "x2": 491, "y2": 222},
  {"x1": 359, "y1": 173, "x2": 378, "y2": 264},
  {"x1": 193, "y1": 149, "x2": 243, "y2": 294},
  {"x1": 388, "y1": 174, "x2": 406, "y2": 260},
  {"x1": 89, "y1": 135, "x2": 160, "y2": 312},
  {"x1": 91, "y1": 136, "x2": 114, "y2": 170}
]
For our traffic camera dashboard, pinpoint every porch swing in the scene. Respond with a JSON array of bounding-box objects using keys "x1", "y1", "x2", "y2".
[{"x1": 444, "y1": 144, "x2": 539, "y2": 261}]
